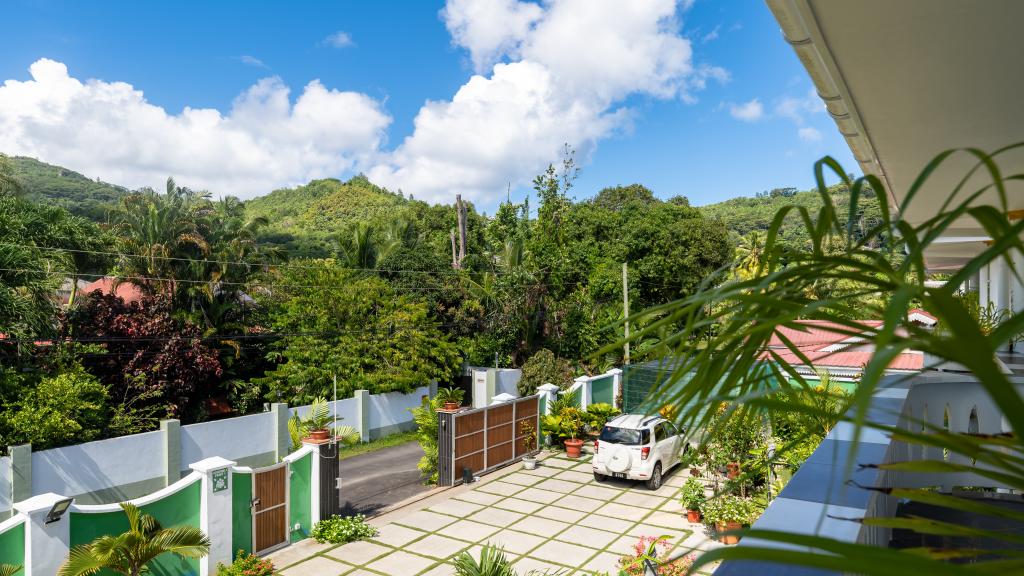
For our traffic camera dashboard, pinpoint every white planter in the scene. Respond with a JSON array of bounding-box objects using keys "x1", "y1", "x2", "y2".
[{"x1": 522, "y1": 457, "x2": 538, "y2": 470}]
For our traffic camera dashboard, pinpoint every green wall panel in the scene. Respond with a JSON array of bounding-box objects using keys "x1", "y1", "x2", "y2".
[
  {"x1": 591, "y1": 376, "x2": 614, "y2": 405},
  {"x1": 70, "y1": 479, "x2": 202, "y2": 576},
  {"x1": 0, "y1": 519, "x2": 24, "y2": 568},
  {"x1": 231, "y1": 471, "x2": 253, "y2": 555},
  {"x1": 289, "y1": 453, "x2": 312, "y2": 542}
]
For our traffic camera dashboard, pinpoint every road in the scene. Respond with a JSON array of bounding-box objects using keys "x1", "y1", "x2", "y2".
[{"x1": 337, "y1": 440, "x2": 431, "y2": 517}]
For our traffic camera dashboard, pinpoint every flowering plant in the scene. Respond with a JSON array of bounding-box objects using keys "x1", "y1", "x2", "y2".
[
  {"x1": 616, "y1": 536, "x2": 695, "y2": 576},
  {"x1": 216, "y1": 550, "x2": 275, "y2": 576}
]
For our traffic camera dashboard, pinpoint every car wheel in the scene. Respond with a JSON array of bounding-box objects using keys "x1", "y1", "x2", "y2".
[
  {"x1": 594, "y1": 471, "x2": 606, "y2": 482},
  {"x1": 645, "y1": 462, "x2": 662, "y2": 490}
]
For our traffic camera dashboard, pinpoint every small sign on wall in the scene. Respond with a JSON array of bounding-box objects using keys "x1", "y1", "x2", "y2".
[{"x1": 212, "y1": 468, "x2": 229, "y2": 493}]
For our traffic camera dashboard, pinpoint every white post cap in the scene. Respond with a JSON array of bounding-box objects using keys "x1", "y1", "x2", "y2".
[{"x1": 189, "y1": 456, "x2": 237, "y2": 473}]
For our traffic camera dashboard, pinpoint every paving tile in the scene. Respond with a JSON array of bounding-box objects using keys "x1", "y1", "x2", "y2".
[
  {"x1": 514, "y1": 555, "x2": 564, "y2": 574},
  {"x1": 428, "y1": 498, "x2": 485, "y2": 518},
  {"x1": 608, "y1": 534, "x2": 646, "y2": 556},
  {"x1": 371, "y1": 523, "x2": 426, "y2": 548},
  {"x1": 658, "y1": 498, "x2": 686, "y2": 514},
  {"x1": 534, "y1": 478, "x2": 578, "y2": 494},
  {"x1": 627, "y1": 525, "x2": 692, "y2": 548},
  {"x1": 395, "y1": 510, "x2": 458, "y2": 532},
  {"x1": 404, "y1": 533, "x2": 472, "y2": 560},
  {"x1": 614, "y1": 491, "x2": 668, "y2": 510},
  {"x1": 454, "y1": 490, "x2": 504, "y2": 506},
  {"x1": 475, "y1": 481, "x2": 524, "y2": 497},
  {"x1": 366, "y1": 550, "x2": 435, "y2": 575},
  {"x1": 325, "y1": 539, "x2": 393, "y2": 566},
  {"x1": 580, "y1": 550, "x2": 623, "y2": 575},
  {"x1": 343, "y1": 570, "x2": 385, "y2": 576},
  {"x1": 595, "y1": 501, "x2": 651, "y2": 522},
  {"x1": 641, "y1": 510, "x2": 686, "y2": 530},
  {"x1": 528, "y1": 539, "x2": 598, "y2": 567},
  {"x1": 541, "y1": 457, "x2": 577, "y2": 469},
  {"x1": 571, "y1": 462, "x2": 593, "y2": 472},
  {"x1": 418, "y1": 563, "x2": 455, "y2": 576},
  {"x1": 500, "y1": 472, "x2": 542, "y2": 486},
  {"x1": 572, "y1": 484, "x2": 622, "y2": 501},
  {"x1": 440, "y1": 519, "x2": 502, "y2": 543},
  {"x1": 509, "y1": 515, "x2": 571, "y2": 537},
  {"x1": 652, "y1": 480, "x2": 683, "y2": 498},
  {"x1": 492, "y1": 496, "x2": 545, "y2": 514},
  {"x1": 555, "y1": 525, "x2": 619, "y2": 549},
  {"x1": 513, "y1": 487, "x2": 563, "y2": 504},
  {"x1": 468, "y1": 507, "x2": 527, "y2": 527},
  {"x1": 554, "y1": 493, "x2": 605, "y2": 513},
  {"x1": 521, "y1": 464, "x2": 562, "y2": 477},
  {"x1": 279, "y1": 556, "x2": 351, "y2": 576},
  {"x1": 554, "y1": 469, "x2": 595, "y2": 484},
  {"x1": 267, "y1": 538, "x2": 335, "y2": 568},
  {"x1": 576, "y1": 513, "x2": 635, "y2": 534},
  {"x1": 664, "y1": 471, "x2": 689, "y2": 487},
  {"x1": 532, "y1": 505, "x2": 586, "y2": 524},
  {"x1": 487, "y1": 529, "x2": 548, "y2": 555}
]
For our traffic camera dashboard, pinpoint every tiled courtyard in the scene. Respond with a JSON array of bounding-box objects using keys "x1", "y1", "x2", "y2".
[{"x1": 269, "y1": 451, "x2": 722, "y2": 575}]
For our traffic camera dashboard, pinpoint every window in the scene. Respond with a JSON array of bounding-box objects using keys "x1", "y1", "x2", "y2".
[{"x1": 600, "y1": 426, "x2": 650, "y2": 445}]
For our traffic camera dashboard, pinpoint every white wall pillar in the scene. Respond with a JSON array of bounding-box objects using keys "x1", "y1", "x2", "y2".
[
  {"x1": 15, "y1": 493, "x2": 71, "y2": 576},
  {"x1": 1012, "y1": 248, "x2": 1024, "y2": 314},
  {"x1": 354, "y1": 390, "x2": 370, "y2": 443},
  {"x1": 608, "y1": 368, "x2": 623, "y2": 410},
  {"x1": 979, "y1": 262, "x2": 991, "y2": 309},
  {"x1": 574, "y1": 376, "x2": 591, "y2": 410},
  {"x1": 992, "y1": 258, "x2": 1011, "y2": 313},
  {"x1": 189, "y1": 456, "x2": 236, "y2": 576},
  {"x1": 537, "y1": 383, "x2": 559, "y2": 416},
  {"x1": 296, "y1": 443, "x2": 322, "y2": 525}
]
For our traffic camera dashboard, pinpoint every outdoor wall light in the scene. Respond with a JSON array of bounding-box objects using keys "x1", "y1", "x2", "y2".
[{"x1": 45, "y1": 498, "x2": 74, "y2": 524}]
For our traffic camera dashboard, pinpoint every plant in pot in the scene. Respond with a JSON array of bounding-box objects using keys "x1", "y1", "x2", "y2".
[
  {"x1": 584, "y1": 402, "x2": 621, "y2": 435},
  {"x1": 436, "y1": 386, "x2": 464, "y2": 411},
  {"x1": 519, "y1": 420, "x2": 539, "y2": 470},
  {"x1": 301, "y1": 397, "x2": 335, "y2": 441},
  {"x1": 701, "y1": 494, "x2": 752, "y2": 545},
  {"x1": 559, "y1": 407, "x2": 586, "y2": 458},
  {"x1": 680, "y1": 477, "x2": 706, "y2": 523}
]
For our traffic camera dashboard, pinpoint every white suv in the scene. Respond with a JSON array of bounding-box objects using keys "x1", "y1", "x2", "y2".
[{"x1": 592, "y1": 414, "x2": 686, "y2": 490}]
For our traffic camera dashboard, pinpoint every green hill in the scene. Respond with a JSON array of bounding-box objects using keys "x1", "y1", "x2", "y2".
[
  {"x1": 8, "y1": 156, "x2": 129, "y2": 221},
  {"x1": 698, "y1": 185, "x2": 884, "y2": 248}
]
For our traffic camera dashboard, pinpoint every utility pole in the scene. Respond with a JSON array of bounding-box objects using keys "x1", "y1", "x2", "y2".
[{"x1": 622, "y1": 261, "x2": 630, "y2": 365}]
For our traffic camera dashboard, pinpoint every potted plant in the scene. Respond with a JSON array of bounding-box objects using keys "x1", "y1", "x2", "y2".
[
  {"x1": 584, "y1": 402, "x2": 621, "y2": 435},
  {"x1": 436, "y1": 386, "x2": 464, "y2": 411},
  {"x1": 560, "y1": 408, "x2": 585, "y2": 458},
  {"x1": 301, "y1": 397, "x2": 335, "y2": 441},
  {"x1": 701, "y1": 494, "x2": 752, "y2": 545},
  {"x1": 519, "y1": 420, "x2": 539, "y2": 470},
  {"x1": 680, "y1": 477, "x2": 706, "y2": 523}
]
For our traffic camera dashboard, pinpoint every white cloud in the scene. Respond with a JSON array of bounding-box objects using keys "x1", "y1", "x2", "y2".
[
  {"x1": 701, "y1": 25, "x2": 720, "y2": 43},
  {"x1": 728, "y1": 98, "x2": 764, "y2": 122},
  {"x1": 774, "y1": 87, "x2": 824, "y2": 124},
  {"x1": 0, "y1": 59, "x2": 390, "y2": 199},
  {"x1": 237, "y1": 55, "x2": 267, "y2": 68},
  {"x1": 798, "y1": 126, "x2": 822, "y2": 142},
  {"x1": 322, "y1": 31, "x2": 354, "y2": 48},
  {"x1": 371, "y1": 0, "x2": 721, "y2": 204}
]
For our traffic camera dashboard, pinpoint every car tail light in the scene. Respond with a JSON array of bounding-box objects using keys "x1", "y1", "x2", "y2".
[
  {"x1": 593, "y1": 440, "x2": 599, "y2": 454},
  {"x1": 641, "y1": 447, "x2": 650, "y2": 461}
]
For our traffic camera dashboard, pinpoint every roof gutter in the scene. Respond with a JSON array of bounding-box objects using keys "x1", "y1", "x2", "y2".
[{"x1": 765, "y1": 0, "x2": 899, "y2": 209}]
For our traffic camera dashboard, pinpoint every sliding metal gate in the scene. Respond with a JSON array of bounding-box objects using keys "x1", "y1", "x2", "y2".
[{"x1": 438, "y1": 395, "x2": 540, "y2": 486}]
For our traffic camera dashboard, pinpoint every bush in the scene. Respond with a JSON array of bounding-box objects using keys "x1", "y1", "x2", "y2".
[
  {"x1": 680, "y1": 477, "x2": 706, "y2": 511},
  {"x1": 216, "y1": 550, "x2": 274, "y2": 576},
  {"x1": 616, "y1": 536, "x2": 695, "y2": 576},
  {"x1": 584, "y1": 402, "x2": 620, "y2": 431},
  {"x1": 519, "y1": 349, "x2": 573, "y2": 393},
  {"x1": 409, "y1": 396, "x2": 440, "y2": 483},
  {"x1": 701, "y1": 494, "x2": 757, "y2": 526},
  {"x1": 310, "y1": 514, "x2": 378, "y2": 544}
]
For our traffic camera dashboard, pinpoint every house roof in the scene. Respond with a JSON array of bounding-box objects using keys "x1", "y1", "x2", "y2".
[
  {"x1": 761, "y1": 320, "x2": 924, "y2": 372},
  {"x1": 79, "y1": 277, "x2": 145, "y2": 305}
]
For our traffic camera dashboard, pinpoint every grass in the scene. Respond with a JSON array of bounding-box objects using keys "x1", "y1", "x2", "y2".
[{"x1": 336, "y1": 430, "x2": 419, "y2": 461}]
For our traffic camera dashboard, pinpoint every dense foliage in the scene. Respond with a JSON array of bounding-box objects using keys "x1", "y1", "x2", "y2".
[
  {"x1": 310, "y1": 514, "x2": 378, "y2": 544},
  {"x1": 216, "y1": 551, "x2": 275, "y2": 576},
  {"x1": 8, "y1": 156, "x2": 127, "y2": 221}
]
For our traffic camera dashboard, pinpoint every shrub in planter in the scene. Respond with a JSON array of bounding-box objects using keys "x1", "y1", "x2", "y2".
[
  {"x1": 701, "y1": 494, "x2": 755, "y2": 544},
  {"x1": 584, "y1": 402, "x2": 621, "y2": 433},
  {"x1": 520, "y1": 420, "x2": 539, "y2": 469},
  {"x1": 217, "y1": 550, "x2": 275, "y2": 576},
  {"x1": 542, "y1": 406, "x2": 586, "y2": 457},
  {"x1": 311, "y1": 514, "x2": 378, "y2": 544},
  {"x1": 680, "y1": 477, "x2": 706, "y2": 522},
  {"x1": 436, "y1": 386, "x2": 465, "y2": 410},
  {"x1": 616, "y1": 536, "x2": 695, "y2": 576}
]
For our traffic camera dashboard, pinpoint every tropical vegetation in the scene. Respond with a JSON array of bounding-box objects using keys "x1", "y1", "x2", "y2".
[{"x1": 309, "y1": 514, "x2": 378, "y2": 545}]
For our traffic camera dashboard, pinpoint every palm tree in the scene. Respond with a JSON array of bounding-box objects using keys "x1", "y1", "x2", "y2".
[
  {"x1": 0, "y1": 564, "x2": 22, "y2": 576},
  {"x1": 58, "y1": 502, "x2": 209, "y2": 576},
  {"x1": 732, "y1": 231, "x2": 765, "y2": 279}
]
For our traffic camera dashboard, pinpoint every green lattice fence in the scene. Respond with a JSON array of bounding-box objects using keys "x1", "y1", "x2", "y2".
[{"x1": 591, "y1": 375, "x2": 615, "y2": 405}]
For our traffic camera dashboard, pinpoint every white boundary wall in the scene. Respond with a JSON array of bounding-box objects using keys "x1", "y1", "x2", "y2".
[
  {"x1": 369, "y1": 386, "x2": 429, "y2": 434},
  {"x1": 32, "y1": 430, "x2": 163, "y2": 498},
  {"x1": 181, "y1": 410, "x2": 276, "y2": 467},
  {"x1": 0, "y1": 456, "x2": 10, "y2": 516}
]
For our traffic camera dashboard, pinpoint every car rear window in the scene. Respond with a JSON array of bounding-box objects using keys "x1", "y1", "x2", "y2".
[{"x1": 599, "y1": 426, "x2": 650, "y2": 445}]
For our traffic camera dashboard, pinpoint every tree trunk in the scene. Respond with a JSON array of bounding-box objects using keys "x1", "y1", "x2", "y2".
[
  {"x1": 450, "y1": 229, "x2": 459, "y2": 269},
  {"x1": 456, "y1": 194, "x2": 467, "y2": 266}
]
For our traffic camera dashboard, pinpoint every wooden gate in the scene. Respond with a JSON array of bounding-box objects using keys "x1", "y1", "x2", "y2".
[
  {"x1": 438, "y1": 395, "x2": 539, "y2": 486},
  {"x1": 251, "y1": 462, "x2": 289, "y2": 555}
]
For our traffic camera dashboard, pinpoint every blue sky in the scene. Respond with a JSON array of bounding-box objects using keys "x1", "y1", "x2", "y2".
[{"x1": 0, "y1": 0, "x2": 857, "y2": 212}]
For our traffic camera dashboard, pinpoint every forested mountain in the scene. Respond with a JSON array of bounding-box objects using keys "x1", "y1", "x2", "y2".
[
  {"x1": 699, "y1": 185, "x2": 885, "y2": 249},
  {"x1": 8, "y1": 156, "x2": 129, "y2": 221}
]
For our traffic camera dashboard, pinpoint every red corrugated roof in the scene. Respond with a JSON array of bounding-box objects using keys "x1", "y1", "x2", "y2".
[
  {"x1": 761, "y1": 320, "x2": 923, "y2": 371},
  {"x1": 81, "y1": 277, "x2": 145, "y2": 305}
]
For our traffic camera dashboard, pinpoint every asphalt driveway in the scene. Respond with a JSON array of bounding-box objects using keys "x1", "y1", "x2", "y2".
[{"x1": 338, "y1": 440, "x2": 431, "y2": 517}]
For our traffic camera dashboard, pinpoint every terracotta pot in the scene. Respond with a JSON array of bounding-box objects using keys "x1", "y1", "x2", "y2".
[
  {"x1": 689, "y1": 467, "x2": 701, "y2": 477},
  {"x1": 564, "y1": 438, "x2": 585, "y2": 458},
  {"x1": 686, "y1": 509, "x2": 702, "y2": 523},
  {"x1": 726, "y1": 461, "x2": 741, "y2": 479},
  {"x1": 306, "y1": 429, "x2": 329, "y2": 441},
  {"x1": 443, "y1": 402, "x2": 460, "y2": 411},
  {"x1": 717, "y1": 521, "x2": 742, "y2": 545}
]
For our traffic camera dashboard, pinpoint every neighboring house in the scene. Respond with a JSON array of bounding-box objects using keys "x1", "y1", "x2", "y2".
[
  {"x1": 762, "y1": 320, "x2": 925, "y2": 391},
  {"x1": 68, "y1": 276, "x2": 146, "y2": 305}
]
